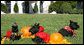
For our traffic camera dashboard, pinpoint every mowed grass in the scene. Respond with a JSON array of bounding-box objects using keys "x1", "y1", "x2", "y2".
[{"x1": 1, "y1": 14, "x2": 83, "y2": 44}]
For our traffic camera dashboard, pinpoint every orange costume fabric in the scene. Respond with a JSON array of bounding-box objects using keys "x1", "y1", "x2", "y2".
[{"x1": 21, "y1": 27, "x2": 31, "y2": 38}]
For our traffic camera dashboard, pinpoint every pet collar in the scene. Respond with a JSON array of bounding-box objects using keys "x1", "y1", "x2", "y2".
[{"x1": 63, "y1": 26, "x2": 76, "y2": 35}]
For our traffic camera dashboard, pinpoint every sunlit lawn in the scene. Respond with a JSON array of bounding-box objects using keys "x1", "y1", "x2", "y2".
[{"x1": 1, "y1": 14, "x2": 83, "y2": 44}]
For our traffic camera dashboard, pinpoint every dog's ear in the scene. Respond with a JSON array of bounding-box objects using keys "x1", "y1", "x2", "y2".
[
  {"x1": 34, "y1": 23, "x2": 37, "y2": 26},
  {"x1": 36, "y1": 23, "x2": 38, "y2": 26},
  {"x1": 70, "y1": 20, "x2": 73, "y2": 23},
  {"x1": 37, "y1": 23, "x2": 39, "y2": 26},
  {"x1": 35, "y1": 23, "x2": 39, "y2": 26}
]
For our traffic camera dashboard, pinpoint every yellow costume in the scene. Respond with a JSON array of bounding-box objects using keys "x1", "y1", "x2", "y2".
[
  {"x1": 48, "y1": 33, "x2": 72, "y2": 44},
  {"x1": 1, "y1": 38, "x2": 6, "y2": 44},
  {"x1": 21, "y1": 27, "x2": 32, "y2": 38}
]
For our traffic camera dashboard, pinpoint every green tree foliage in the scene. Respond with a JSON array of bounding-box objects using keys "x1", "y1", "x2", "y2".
[
  {"x1": 1, "y1": 3, "x2": 7, "y2": 13},
  {"x1": 60, "y1": 2, "x2": 72, "y2": 13},
  {"x1": 33, "y1": 3, "x2": 38, "y2": 13},
  {"x1": 69, "y1": 9, "x2": 83, "y2": 14},
  {"x1": 66, "y1": 1, "x2": 77, "y2": 9},
  {"x1": 48, "y1": 1, "x2": 64, "y2": 13},
  {"x1": 48, "y1": 1, "x2": 83, "y2": 14},
  {"x1": 14, "y1": 3, "x2": 19, "y2": 13}
]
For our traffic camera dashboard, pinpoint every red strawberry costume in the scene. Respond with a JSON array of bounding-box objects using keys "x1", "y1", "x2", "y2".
[
  {"x1": 35, "y1": 32, "x2": 50, "y2": 43},
  {"x1": 4, "y1": 30, "x2": 12, "y2": 38}
]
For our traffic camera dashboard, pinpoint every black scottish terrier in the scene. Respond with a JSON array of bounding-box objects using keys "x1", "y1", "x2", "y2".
[
  {"x1": 10, "y1": 22, "x2": 21, "y2": 41},
  {"x1": 12, "y1": 22, "x2": 18, "y2": 33},
  {"x1": 32, "y1": 36, "x2": 44, "y2": 44},
  {"x1": 58, "y1": 20, "x2": 79, "y2": 37},
  {"x1": 10, "y1": 34, "x2": 21, "y2": 41},
  {"x1": 29, "y1": 23, "x2": 45, "y2": 44},
  {"x1": 29, "y1": 23, "x2": 40, "y2": 35}
]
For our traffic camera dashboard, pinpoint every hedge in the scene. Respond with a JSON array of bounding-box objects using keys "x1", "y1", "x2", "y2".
[
  {"x1": 66, "y1": 1, "x2": 78, "y2": 9},
  {"x1": 60, "y1": 2, "x2": 72, "y2": 14},
  {"x1": 69, "y1": 9, "x2": 83, "y2": 14},
  {"x1": 48, "y1": 1, "x2": 83, "y2": 14},
  {"x1": 48, "y1": 1, "x2": 64, "y2": 13}
]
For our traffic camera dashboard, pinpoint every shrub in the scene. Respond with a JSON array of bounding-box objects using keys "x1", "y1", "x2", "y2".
[
  {"x1": 66, "y1": 1, "x2": 77, "y2": 9},
  {"x1": 48, "y1": 1, "x2": 64, "y2": 13},
  {"x1": 78, "y1": 9, "x2": 83, "y2": 14},
  {"x1": 14, "y1": 3, "x2": 19, "y2": 13},
  {"x1": 48, "y1": 2, "x2": 55, "y2": 13},
  {"x1": 69, "y1": 9, "x2": 83, "y2": 14},
  {"x1": 1, "y1": 3, "x2": 7, "y2": 13},
  {"x1": 60, "y1": 2, "x2": 72, "y2": 14},
  {"x1": 56, "y1": 9, "x2": 63, "y2": 14},
  {"x1": 33, "y1": 3, "x2": 38, "y2": 13},
  {"x1": 68, "y1": 9, "x2": 76, "y2": 14},
  {"x1": 48, "y1": 1, "x2": 82, "y2": 14}
]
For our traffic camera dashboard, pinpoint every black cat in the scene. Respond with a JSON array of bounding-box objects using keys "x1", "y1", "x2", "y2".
[{"x1": 58, "y1": 20, "x2": 79, "y2": 37}]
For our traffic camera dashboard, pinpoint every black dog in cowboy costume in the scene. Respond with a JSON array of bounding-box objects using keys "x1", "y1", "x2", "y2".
[
  {"x1": 10, "y1": 22, "x2": 21, "y2": 41},
  {"x1": 4, "y1": 22, "x2": 21, "y2": 41},
  {"x1": 58, "y1": 20, "x2": 79, "y2": 37}
]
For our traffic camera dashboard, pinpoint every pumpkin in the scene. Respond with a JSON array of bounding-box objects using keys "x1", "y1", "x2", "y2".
[
  {"x1": 50, "y1": 33, "x2": 63, "y2": 43},
  {"x1": 21, "y1": 27, "x2": 32, "y2": 38}
]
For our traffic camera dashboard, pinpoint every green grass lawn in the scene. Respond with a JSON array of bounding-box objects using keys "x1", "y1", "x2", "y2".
[{"x1": 1, "y1": 14, "x2": 83, "y2": 44}]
